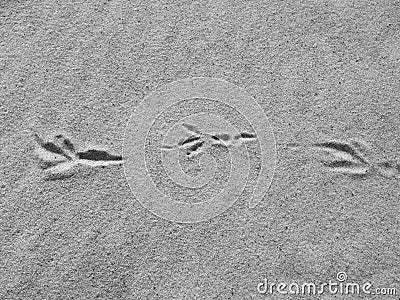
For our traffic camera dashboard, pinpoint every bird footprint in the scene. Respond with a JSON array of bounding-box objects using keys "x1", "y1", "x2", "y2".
[
  {"x1": 32, "y1": 132, "x2": 122, "y2": 181},
  {"x1": 161, "y1": 122, "x2": 258, "y2": 158},
  {"x1": 309, "y1": 138, "x2": 399, "y2": 179}
]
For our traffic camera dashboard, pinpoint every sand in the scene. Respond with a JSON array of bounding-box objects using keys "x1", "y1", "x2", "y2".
[{"x1": 1, "y1": 0, "x2": 399, "y2": 299}]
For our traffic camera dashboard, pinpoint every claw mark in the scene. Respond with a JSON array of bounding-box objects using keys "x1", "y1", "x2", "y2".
[
  {"x1": 55, "y1": 134, "x2": 75, "y2": 152},
  {"x1": 62, "y1": 138, "x2": 75, "y2": 152}
]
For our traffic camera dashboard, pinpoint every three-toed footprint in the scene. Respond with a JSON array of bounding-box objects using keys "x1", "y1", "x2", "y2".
[
  {"x1": 32, "y1": 132, "x2": 123, "y2": 181},
  {"x1": 303, "y1": 138, "x2": 400, "y2": 179}
]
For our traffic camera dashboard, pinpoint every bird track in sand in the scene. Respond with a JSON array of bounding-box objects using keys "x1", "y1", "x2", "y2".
[
  {"x1": 289, "y1": 138, "x2": 399, "y2": 179},
  {"x1": 32, "y1": 132, "x2": 122, "y2": 181}
]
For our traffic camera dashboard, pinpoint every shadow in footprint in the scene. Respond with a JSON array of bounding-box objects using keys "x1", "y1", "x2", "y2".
[
  {"x1": 77, "y1": 149, "x2": 123, "y2": 161},
  {"x1": 312, "y1": 140, "x2": 369, "y2": 164},
  {"x1": 33, "y1": 133, "x2": 72, "y2": 159}
]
